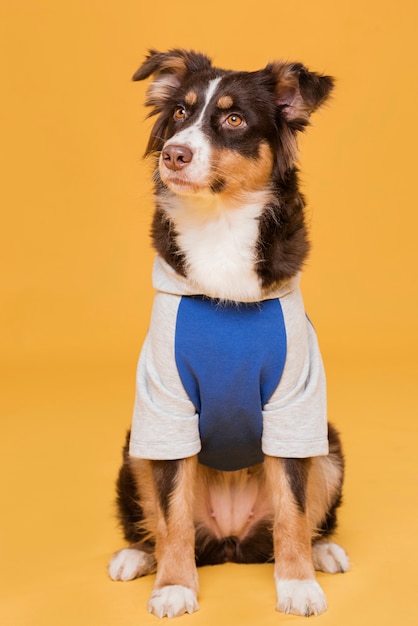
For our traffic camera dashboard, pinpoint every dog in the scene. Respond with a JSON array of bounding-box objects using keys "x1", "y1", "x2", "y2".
[{"x1": 108, "y1": 49, "x2": 349, "y2": 618}]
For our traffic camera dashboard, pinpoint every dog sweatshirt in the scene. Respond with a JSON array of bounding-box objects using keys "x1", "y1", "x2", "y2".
[{"x1": 129, "y1": 257, "x2": 329, "y2": 471}]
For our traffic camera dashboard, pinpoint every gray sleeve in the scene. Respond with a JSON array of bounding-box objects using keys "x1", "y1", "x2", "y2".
[
  {"x1": 262, "y1": 288, "x2": 329, "y2": 458},
  {"x1": 129, "y1": 292, "x2": 201, "y2": 460}
]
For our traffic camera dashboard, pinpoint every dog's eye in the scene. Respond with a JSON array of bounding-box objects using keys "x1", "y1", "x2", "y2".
[
  {"x1": 173, "y1": 106, "x2": 187, "y2": 121},
  {"x1": 225, "y1": 113, "x2": 245, "y2": 128}
]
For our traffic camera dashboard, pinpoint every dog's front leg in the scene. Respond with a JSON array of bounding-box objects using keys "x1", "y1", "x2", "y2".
[
  {"x1": 148, "y1": 456, "x2": 199, "y2": 618},
  {"x1": 264, "y1": 456, "x2": 327, "y2": 617}
]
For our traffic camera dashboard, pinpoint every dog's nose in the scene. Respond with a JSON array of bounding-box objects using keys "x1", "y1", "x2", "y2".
[{"x1": 162, "y1": 145, "x2": 193, "y2": 171}]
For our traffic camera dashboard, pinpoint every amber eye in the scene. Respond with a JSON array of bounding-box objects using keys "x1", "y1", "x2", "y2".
[
  {"x1": 173, "y1": 106, "x2": 187, "y2": 121},
  {"x1": 225, "y1": 113, "x2": 245, "y2": 128}
]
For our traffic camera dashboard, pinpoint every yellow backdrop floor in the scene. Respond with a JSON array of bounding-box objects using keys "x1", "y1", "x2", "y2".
[{"x1": 1, "y1": 356, "x2": 417, "y2": 626}]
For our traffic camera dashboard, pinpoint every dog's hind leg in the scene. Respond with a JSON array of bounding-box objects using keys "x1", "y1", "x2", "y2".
[
  {"x1": 147, "y1": 456, "x2": 199, "y2": 618},
  {"x1": 108, "y1": 543, "x2": 156, "y2": 581},
  {"x1": 264, "y1": 456, "x2": 328, "y2": 617},
  {"x1": 108, "y1": 436, "x2": 158, "y2": 582},
  {"x1": 308, "y1": 425, "x2": 350, "y2": 575}
]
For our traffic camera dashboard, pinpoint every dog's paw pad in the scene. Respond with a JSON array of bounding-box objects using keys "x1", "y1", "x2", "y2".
[
  {"x1": 148, "y1": 585, "x2": 199, "y2": 618},
  {"x1": 312, "y1": 541, "x2": 350, "y2": 574},
  {"x1": 108, "y1": 548, "x2": 156, "y2": 581},
  {"x1": 276, "y1": 579, "x2": 327, "y2": 617}
]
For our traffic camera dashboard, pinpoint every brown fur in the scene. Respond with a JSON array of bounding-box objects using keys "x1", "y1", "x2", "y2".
[
  {"x1": 217, "y1": 94, "x2": 234, "y2": 109},
  {"x1": 111, "y1": 424, "x2": 346, "y2": 616},
  {"x1": 209, "y1": 142, "x2": 274, "y2": 195},
  {"x1": 118, "y1": 425, "x2": 345, "y2": 569},
  {"x1": 184, "y1": 90, "x2": 197, "y2": 106},
  {"x1": 110, "y1": 50, "x2": 346, "y2": 618},
  {"x1": 264, "y1": 456, "x2": 315, "y2": 581}
]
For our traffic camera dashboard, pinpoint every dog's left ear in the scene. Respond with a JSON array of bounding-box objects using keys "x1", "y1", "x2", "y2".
[
  {"x1": 268, "y1": 62, "x2": 334, "y2": 128},
  {"x1": 132, "y1": 49, "x2": 213, "y2": 114}
]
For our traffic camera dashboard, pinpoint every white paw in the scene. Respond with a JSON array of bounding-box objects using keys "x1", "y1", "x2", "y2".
[
  {"x1": 275, "y1": 578, "x2": 328, "y2": 617},
  {"x1": 312, "y1": 541, "x2": 350, "y2": 574},
  {"x1": 148, "y1": 585, "x2": 199, "y2": 618},
  {"x1": 108, "y1": 548, "x2": 156, "y2": 581}
]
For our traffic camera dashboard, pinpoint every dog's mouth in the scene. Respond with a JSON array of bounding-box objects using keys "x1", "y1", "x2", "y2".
[{"x1": 160, "y1": 172, "x2": 209, "y2": 196}]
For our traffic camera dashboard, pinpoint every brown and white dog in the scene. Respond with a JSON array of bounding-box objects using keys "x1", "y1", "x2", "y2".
[{"x1": 108, "y1": 49, "x2": 349, "y2": 618}]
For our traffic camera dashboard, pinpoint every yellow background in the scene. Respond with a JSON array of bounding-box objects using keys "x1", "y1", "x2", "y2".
[{"x1": 1, "y1": 1, "x2": 417, "y2": 625}]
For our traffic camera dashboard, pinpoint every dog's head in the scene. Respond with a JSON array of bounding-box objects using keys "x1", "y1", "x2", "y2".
[{"x1": 133, "y1": 49, "x2": 334, "y2": 197}]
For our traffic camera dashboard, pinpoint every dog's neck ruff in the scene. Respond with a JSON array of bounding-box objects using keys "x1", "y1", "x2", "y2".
[
  {"x1": 152, "y1": 255, "x2": 300, "y2": 303},
  {"x1": 157, "y1": 190, "x2": 276, "y2": 302}
]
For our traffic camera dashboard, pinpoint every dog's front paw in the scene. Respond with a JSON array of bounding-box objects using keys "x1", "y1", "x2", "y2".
[
  {"x1": 148, "y1": 585, "x2": 199, "y2": 618},
  {"x1": 275, "y1": 579, "x2": 327, "y2": 617},
  {"x1": 312, "y1": 541, "x2": 350, "y2": 574},
  {"x1": 108, "y1": 548, "x2": 156, "y2": 581}
]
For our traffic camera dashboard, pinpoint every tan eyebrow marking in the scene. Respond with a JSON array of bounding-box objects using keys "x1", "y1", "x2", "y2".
[
  {"x1": 184, "y1": 90, "x2": 198, "y2": 106},
  {"x1": 217, "y1": 95, "x2": 234, "y2": 109}
]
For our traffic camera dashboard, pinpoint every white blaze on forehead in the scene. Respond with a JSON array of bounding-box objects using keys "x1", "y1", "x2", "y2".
[
  {"x1": 195, "y1": 77, "x2": 222, "y2": 126},
  {"x1": 169, "y1": 76, "x2": 222, "y2": 141}
]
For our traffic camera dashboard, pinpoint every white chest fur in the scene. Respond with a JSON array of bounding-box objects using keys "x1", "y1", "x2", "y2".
[{"x1": 159, "y1": 191, "x2": 270, "y2": 301}]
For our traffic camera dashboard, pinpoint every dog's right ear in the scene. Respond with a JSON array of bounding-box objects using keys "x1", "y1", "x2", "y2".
[
  {"x1": 267, "y1": 61, "x2": 334, "y2": 130},
  {"x1": 132, "y1": 49, "x2": 213, "y2": 115}
]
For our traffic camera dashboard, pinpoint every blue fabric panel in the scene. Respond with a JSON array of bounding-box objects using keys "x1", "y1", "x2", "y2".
[{"x1": 175, "y1": 296, "x2": 287, "y2": 471}]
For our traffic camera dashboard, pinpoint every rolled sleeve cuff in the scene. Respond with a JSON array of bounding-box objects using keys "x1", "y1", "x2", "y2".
[
  {"x1": 129, "y1": 408, "x2": 202, "y2": 460},
  {"x1": 262, "y1": 436, "x2": 329, "y2": 458}
]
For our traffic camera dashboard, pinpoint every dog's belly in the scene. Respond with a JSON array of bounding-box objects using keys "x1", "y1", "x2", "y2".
[{"x1": 194, "y1": 466, "x2": 273, "y2": 541}]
